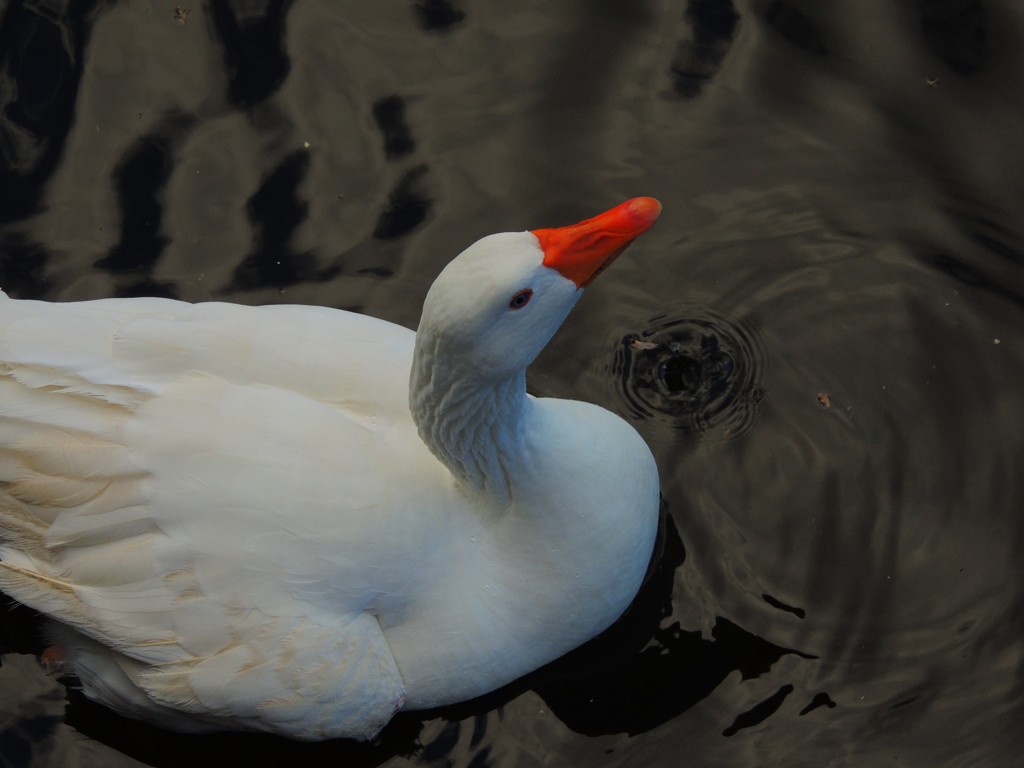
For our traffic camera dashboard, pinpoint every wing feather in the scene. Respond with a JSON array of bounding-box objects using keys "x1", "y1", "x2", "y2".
[{"x1": 0, "y1": 294, "x2": 416, "y2": 737}]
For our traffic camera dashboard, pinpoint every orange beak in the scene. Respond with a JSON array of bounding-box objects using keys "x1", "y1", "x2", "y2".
[{"x1": 531, "y1": 197, "x2": 662, "y2": 288}]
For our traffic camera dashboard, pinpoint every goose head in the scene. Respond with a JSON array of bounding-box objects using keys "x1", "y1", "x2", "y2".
[{"x1": 414, "y1": 197, "x2": 662, "y2": 382}]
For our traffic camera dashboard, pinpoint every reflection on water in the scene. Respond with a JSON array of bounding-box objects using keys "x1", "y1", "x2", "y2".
[{"x1": 2, "y1": 0, "x2": 1024, "y2": 766}]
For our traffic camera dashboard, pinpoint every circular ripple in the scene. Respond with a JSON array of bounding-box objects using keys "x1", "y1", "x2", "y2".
[{"x1": 612, "y1": 310, "x2": 767, "y2": 438}]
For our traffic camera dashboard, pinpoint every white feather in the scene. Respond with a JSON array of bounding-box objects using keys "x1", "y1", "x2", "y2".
[{"x1": 0, "y1": 202, "x2": 662, "y2": 740}]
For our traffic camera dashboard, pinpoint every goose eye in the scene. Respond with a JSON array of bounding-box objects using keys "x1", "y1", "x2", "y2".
[{"x1": 508, "y1": 289, "x2": 533, "y2": 310}]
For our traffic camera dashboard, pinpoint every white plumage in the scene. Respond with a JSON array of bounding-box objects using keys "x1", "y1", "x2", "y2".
[{"x1": 0, "y1": 198, "x2": 662, "y2": 740}]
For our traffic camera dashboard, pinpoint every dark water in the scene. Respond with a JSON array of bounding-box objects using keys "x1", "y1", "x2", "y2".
[{"x1": 1, "y1": 1, "x2": 1022, "y2": 766}]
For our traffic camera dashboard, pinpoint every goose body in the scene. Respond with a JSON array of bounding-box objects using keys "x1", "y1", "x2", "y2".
[{"x1": 0, "y1": 198, "x2": 662, "y2": 740}]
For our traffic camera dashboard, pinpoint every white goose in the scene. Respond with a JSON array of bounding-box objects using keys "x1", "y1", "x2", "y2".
[{"x1": 0, "y1": 198, "x2": 662, "y2": 741}]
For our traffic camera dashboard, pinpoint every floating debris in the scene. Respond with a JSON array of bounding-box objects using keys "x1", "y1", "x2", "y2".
[{"x1": 628, "y1": 336, "x2": 661, "y2": 351}]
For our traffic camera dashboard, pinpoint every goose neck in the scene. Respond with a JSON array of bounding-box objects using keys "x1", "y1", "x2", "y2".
[{"x1": 410, "y1": 340, "x2": 528, "y2": 505}]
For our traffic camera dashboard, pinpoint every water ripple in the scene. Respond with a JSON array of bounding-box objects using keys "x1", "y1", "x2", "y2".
[{"x1": 612, "y1": 309, "x2": 767, "y2": 439}]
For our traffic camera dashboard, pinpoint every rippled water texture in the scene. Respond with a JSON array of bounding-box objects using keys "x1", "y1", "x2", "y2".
[{"x1": 2, "y1": 1, "x2": 1023, "y2": 766}]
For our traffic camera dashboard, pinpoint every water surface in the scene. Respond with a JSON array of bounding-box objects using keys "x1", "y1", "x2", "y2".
[{"x1": 1, "y1": 1, "x2": 1022, "y2": 766}]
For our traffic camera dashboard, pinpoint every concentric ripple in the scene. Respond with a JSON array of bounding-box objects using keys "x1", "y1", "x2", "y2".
[{"x1": 612, "y1": 310, "x2": 767, "y2": 438}]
